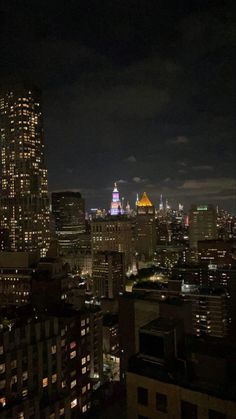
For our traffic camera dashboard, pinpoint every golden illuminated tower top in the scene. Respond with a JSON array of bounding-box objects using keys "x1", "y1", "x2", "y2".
[{"x1": 137, "y1": 192, "x2": 153, "y2": 207}]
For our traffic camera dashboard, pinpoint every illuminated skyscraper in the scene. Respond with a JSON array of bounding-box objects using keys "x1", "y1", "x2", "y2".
[
  {"x1": 110, "y1": 182, "x2": 122, "y2": 215},
  {"x1": 136, "y1": 192, "x2": 156, "y2": 260},
  {"x1": 0, "y1": 84, "x2": 50, "y2": 256}
]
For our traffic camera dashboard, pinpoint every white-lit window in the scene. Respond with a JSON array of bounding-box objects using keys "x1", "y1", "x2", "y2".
[
  {"x1": 70, "y1": 350, "x2": 76, "y2": 359},
  {"x1": 71, "y1": 379, "x2": 76, "y2": 389},
  {"x1": 87, "y1": 383, "x2": 91, "y2": 390},
  {"x1": 52, "y1": 374, "x2": 57, "y2": 383},
  {"x1": 71, "y1": 398, "x2": 77, "y2": 409},
  {"x1": 22, "y1": 388, "x2": 28, "y2": 397},
  {"x1": 22, "y1": 371, "x2": 28, "y2": 381},
  {"x1": 81, "y1": 329, "x2": 85, "y2": 336},
  {"x1": 51, "y1": 345, "x2": 57, "y2": 354},
  {"x1": 82, "y1": 367, "x2": 86, "y2": 374},
  {"x1": 81, "y1": 319, "x2": 85, "y2": 327},
  {"x1": 59, "y1": 408, "x2": 64, "y2": 416},
  {"x1": 82, "y1": 385, "x2": 86, "y2": 394},
  {"x1": 82, "y1": 405, "x2": 87, "y2": 413},
  {"x1": 42, "y1": 377, "x2": 48, "y2": 387},
  {"x1": 18, "y1": 412, "x2": 24, "y2": 419},
  {"x1": 81, "y1": 357, "x2": 86, "y2": 365}
]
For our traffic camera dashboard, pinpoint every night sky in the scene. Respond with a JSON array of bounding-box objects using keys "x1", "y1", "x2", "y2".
[{"x1": 1, "y1": 1, "x2": 235, "y2": 211}]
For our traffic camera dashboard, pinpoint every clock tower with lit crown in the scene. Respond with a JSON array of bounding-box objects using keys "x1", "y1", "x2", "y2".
[{"x1": 110, "y1": 182, "x2": 123, "y2": 215}]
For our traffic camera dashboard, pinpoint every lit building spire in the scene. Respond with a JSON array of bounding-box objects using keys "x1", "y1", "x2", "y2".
[
  {"x1": 110, "y1": 182, "x2": 123, "y2": 215},
  {"x1": 159, "y1": 194, "x2": 164, "y2": 211}
]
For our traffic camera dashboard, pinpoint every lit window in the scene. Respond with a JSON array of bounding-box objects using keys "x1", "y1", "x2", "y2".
[
  {"x1": 87, "y1": 383, "x2": 91, "y2": 390},
  {"x1": 81, "y1": 320, "x2": 85, "y2": 327},
  {"x1": 81, "y1": 329, "x2": 85, "y2": 336},
  {"x1": 11, "y1": 359, "x2": 17, "y2": 369},
  {"x1": 61, "y1": 381, "x2": 66, "y2": 388},
  {"x1": 70, "y1": 350, "x2": 76, "y2": 359},
  {"x1": 22, "y1": 389, "x2": 28, "y2": 397},
  {"x1": 59, "y1": 408, "x2": 64, "y2": 416},
  {"x1": 82, "y1": 367, "x2": 86, "y2": 374},
  {"x1": 71, "y1": 398, "x2": 77, "y2": 409},
  {"x1": 0, "y1": 397, "x2": 6, "y2": 407},
  {"x1": 82, "y1": 385, "x2": 86, "y2": 394},
  {"x1": 82, "y1": 357, "x2": 86, "y2": 365},
  {"x1": 82, "y1": 405, "x2": 87, "y2": 413},
  {"x1": 42, "y1": 377, "x2": 48, "y2": 387},
  {"x1": 22, "y1": 371, "x2": 28, "y2": 381},
  {"x1": 71, "y1": 379, "x2": 76, "y2": 389},
  {"x1": 18, "y1": 412, "x2": 24, "y2": 419},
  {"x1": 51, "y1": 345, "x2": 57, "y2": 354},
  {"x1": 0, "y1": 364, "x2": 5, "y2": 374},
  {"x1": 52, "y1": 374, "x2": 57, "y2": 383}
]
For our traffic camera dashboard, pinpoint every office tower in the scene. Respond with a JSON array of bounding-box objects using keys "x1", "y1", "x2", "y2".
[
  {"x1": 126, "y1": 318, "x2": 236, "y2": 419},
  {"x1": 93, "y1": 251, "x2": 125, "y2": 299},
  {"x1": 91, "y1": 217, "x2": 133, "y2": 269},
  {"x1": 198, "y1": 239, "x2": 235, "y2": 266},
  {"x1": 0, "y1": 84, "x2": 50, "y2": 256},
  {"x1": 0, "y1": 251, "x2": 39, "y2": 306},
  {"x1": 189, "y1": 205, "x2": 217, "y2": 249},
  {"x1": 182, "y1": 287, "x2": 230, "y2": 337},
  {"x1": 52, "y1": 191, "x2": 85, "y2": 255},
  {"x1": 0, "y1": 305, "x2": 91, "y2": 418},
  {"x1": 110, "y1": 183, "x2": 122, "y2": 215},
  {"x1": 136, "y1": 192, "x2": 156, "y2": 260}
]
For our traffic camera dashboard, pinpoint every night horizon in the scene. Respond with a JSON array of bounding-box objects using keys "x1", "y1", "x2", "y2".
[
  {"x1": 0, "y1": 3, "x2": 236, "y2": 419},
  {"x1": 1, "y1": 1, "x2": 235, "y2": 212}
]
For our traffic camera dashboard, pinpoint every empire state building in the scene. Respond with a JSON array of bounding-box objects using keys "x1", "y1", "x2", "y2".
[{"x1": 0, "y1": 84, "x2": 50, "y2": 256}]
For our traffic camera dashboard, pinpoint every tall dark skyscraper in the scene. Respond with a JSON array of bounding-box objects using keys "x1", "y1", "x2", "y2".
[
  {"x1": 51, "y1": 191, "x2": 86, "y2": 255},
  {"x1": 189, "y1": 205, "x2": 217, "y2": 249},
  {"x1": 0, "y1": 84, "x2": 50, "y2": 256}
]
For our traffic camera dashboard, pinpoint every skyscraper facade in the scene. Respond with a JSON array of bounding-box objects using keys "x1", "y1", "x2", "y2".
[
  {"x1": 92, "y1": 251, "x2": 125, "y2": 299},
  {"x1": 189, "y1": 205, "x2": 217, "y2": 249},
  {"x1": 136, "y1": 192, "x2": 156, "y2": 261},
  {"x1": 0, "y1": 84, "x2": 50, "y2": 256},
  {"x1": 52, "y1": 191, "x2": 85, "y2": 252}
]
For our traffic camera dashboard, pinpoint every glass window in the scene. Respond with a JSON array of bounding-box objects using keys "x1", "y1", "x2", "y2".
[
  {"x1": 156, "y1": 392, "x2": 167, "y2": 412},
  {"x1": 137, "y1": 386, "x2": 148, "y2": 406}
]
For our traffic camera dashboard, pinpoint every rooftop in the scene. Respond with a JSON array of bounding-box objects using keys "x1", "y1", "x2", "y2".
[{"x1": 137, "y1": 192, "x2": 153, "y2": 207}]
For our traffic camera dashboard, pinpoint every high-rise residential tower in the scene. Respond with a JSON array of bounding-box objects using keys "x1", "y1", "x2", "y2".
[{"x1": 0, "y1": 84, "x2": 50, "y2": 255}]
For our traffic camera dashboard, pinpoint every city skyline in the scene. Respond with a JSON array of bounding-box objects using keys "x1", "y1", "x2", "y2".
[{"x1": 0, "y1": 2, "x2": 235, "y2": 212}]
